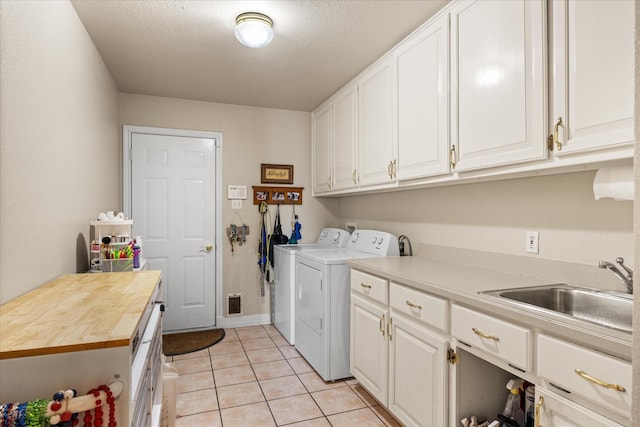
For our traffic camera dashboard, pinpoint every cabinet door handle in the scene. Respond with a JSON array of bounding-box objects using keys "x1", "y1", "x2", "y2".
[
  {"x1": 574, "y1": 369, "x2": 626, "y2": 392},
  {"x1": 534, "y1": 396, "x2": 544, "y2": 427},
  {"x1": 405, "y1": 300, "x2": 422, "y2": 310},
  {"x1": 387, "y1": 317, "x2": 393, "y2": 340},
  {"x1": 380, "y1": 314, "x2": 385, "y2": 336},
  {"x1": 387, "y1": 161, "x2": 393, "y2": 179},
  {"x1": 472, "y1": 327, "x2": 500, "y2": 342},
  {"x1": 352, "y1": 169, "x2": 358, "y2": 185},
  {"x1": 392, "y1": 160, "x2": 397, "y2": 179},
  {"x1": 547, "y1": 116, "x2": 563, "y2": 151},
  {"x1": 327, "y1": 176, "x2": 332, "y2": 189},
  {"x1": 450, "y1": 145, "x2": 457, "y2": 169}
]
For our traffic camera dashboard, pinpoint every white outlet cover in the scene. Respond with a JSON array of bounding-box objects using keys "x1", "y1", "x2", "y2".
[
  {"x1": 526, "y1": 231, "x2": 539, "y2": 254},
  {"x1": 232, "y1": 199, "x2": 243, "y2": 210}
]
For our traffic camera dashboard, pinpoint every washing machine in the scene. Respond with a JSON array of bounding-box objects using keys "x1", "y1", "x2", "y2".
[
  {"x1": 294, "y1": 230, "x2": 399, "y2": 381},
  {"x1": 273, "y1": 228, "x2": 350, "y2": 344}
]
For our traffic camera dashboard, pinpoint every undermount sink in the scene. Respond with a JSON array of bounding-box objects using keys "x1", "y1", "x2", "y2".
[{"x1": 480, "y1": 284, "x2": 632, "y2": 333}]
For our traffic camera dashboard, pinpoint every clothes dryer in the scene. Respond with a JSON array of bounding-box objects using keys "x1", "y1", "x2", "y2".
[
  {"x1": 294, "y1": 230, "x2": 399, "y2": 381},
  {"x1": 273, "y1": 228, "x2": 350, "y2": 344}
]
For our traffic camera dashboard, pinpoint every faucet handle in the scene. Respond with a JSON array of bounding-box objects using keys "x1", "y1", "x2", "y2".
[{"x1": 615, "y1": 257, "x2": 633, "y2": 277}]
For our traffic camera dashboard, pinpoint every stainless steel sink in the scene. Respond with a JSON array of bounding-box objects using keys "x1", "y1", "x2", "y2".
[{"x1": 481, "y1": 284, "x2": 632, "y2": 333}]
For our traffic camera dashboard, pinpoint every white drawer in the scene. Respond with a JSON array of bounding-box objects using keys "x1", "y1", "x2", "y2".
[
  {"x1": 451, "y1": 304, "x2": 531, "y2": 371},
  {"x1": 350, "y1": 269, "x2": 388, "y2": 305},
  {"x1": 537, "y1": 334, "x2": 632, "y2": 418},
  {"x1": 389, "y1": 282, "x2": 447, "y2": 332}
]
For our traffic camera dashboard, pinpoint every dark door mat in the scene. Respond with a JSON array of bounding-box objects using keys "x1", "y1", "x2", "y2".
[{"x1": 162, "y1": 329, "x2": 225, "y2": 356}]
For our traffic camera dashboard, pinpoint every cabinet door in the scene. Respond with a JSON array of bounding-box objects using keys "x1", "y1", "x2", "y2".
[
  {"x1": 388, "y1": 314, "x2": 448, "y2": 427},
  {"x1": 549, "y1": 0, "x2": 634, "y2": 156},
  {"x1": 312, "y1": 102, "x2": 332, "y2": 193},
  {"x1": 395, "y1": 14, "x2": 450, "y2": 180},
  {"x1": 450, "y1": 0, "x2": 546, "y2": 171},
  {"x1": 333, "y1": 84, "x2": 359, "y2": 190},
  {"x1": 359, "y1": 56, "x2": 396, "y2": 186},
  {"x1": 535, "y1": 387, "x2": 626, "y2": 427},
  {"x1": 350, "y1": 293, "x2": 388, "y2": 405}
]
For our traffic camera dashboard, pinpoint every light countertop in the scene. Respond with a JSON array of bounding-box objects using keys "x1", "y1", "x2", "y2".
[
  {"x1": 0, "y1": 271, "x2": 162, "y2": 359},
  {"x1": 348, "y1": 256, "x2": 632, "y2": 361}
]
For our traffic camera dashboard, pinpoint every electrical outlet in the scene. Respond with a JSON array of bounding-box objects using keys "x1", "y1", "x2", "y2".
[{"x1": 526, "y1": 231, "x2": 539, "y2": 254}]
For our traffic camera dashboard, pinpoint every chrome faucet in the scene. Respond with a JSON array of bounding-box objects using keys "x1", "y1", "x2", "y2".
[{"x1": 599, "y1": 257, "x2": 633, "y2": 294}]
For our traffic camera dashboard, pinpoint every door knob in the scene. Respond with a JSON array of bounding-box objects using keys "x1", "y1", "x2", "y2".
[{"x1": 201, "y1": 244, "x2": 213, "y2": 253}]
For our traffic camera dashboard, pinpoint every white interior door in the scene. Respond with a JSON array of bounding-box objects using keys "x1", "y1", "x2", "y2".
[{"x1": 128, "y1": 129, "x2": 219, "y2": 332}]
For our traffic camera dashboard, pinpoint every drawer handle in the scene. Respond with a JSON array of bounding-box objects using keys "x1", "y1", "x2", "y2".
[
  {"x1": 472, "y1": 327, "x2": 500, "y2": 342},
  {"x1": 574, "y1": 369, "x2": 626, "y2": 392},
  {"x1": 405, "y1": 300, "x2": 422, "y2": 310},
  {"x1": 534, "y1": 396, "x2": 544, "y2": 427},
  {"x1": 360, "y1": 283, "x2": 372, "y2": 290}
]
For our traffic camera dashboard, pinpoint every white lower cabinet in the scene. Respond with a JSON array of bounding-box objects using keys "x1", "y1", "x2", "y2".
[
  {"x1": 350, "y1": 270, "x2": 632, "y2": 427},
  {"x1": 350, "y1": 271, "x2": 449, "y2": 426},
  {"x1": 535, "y1": 387, "x2": 625, "y2": 427},
  {"x1": 389, "y1": 314, "x2": 448, "y2": 427},
  {"x1": 350, "y1": 293, "x2": 388, "y2": 404}
]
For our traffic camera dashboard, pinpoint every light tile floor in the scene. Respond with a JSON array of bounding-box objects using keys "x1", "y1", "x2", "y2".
[{"x1": 165, "y1": 325, "x2": 402, "y2": 427}]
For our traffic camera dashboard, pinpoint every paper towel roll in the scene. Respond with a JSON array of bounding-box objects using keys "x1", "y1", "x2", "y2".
[{"x1": 593, "y1": 164, "x2": 634, "y2": 201}]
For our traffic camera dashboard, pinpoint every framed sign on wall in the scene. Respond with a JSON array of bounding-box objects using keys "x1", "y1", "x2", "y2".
[{"x1": 261, "y1": 164, "x2": 294, "y2": 184}]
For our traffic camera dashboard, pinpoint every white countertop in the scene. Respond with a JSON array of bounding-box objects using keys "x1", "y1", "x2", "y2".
[{"x1": 348, "y1": 256, "x2": 632, "y2": 361}]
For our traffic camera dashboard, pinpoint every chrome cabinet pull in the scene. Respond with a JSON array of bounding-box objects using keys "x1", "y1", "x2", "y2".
[
  {"x1": 472, "y1": 327, "x2": 500, "y2": 342},
  {"x1": 387, "y1": 161, "x2": 393, "y2": 179},
  {"x1": 574, "y1": 369, "x2": 626, "y2": 392},
  {"x1": 547, "y1": 117, "x2": 563, "y2": 151},
  {"x1": 534, "y1": 396, "x2": 544, "y2": 427},
  {"x1": 405, "y1": 300, "x2": 422, "y2": 310},
  {"x1": 450, "y1": 145, "x2": 457, "y2": 169},
  {"x1": 391, "y1": 160, "x2": 397, "y2": 179}
]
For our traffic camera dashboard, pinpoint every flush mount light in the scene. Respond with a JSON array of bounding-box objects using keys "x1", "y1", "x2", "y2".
[{"x1": 235, "y1": 12, "x2": 274, "y2": 48}]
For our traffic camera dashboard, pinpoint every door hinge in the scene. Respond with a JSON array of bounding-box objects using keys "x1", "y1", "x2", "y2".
[{"x1": 447, "y1": 349, "x2": 460, "y2": 364}]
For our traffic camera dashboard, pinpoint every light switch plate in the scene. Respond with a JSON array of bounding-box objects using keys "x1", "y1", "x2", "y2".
[{"x1": 232, "y1": 200, "x2": 243, "y2": 210}]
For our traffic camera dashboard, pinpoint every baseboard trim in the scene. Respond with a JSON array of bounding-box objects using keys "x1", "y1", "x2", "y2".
[{"x1": 216, "y1": 314, "x2": 271, "y2": 329}]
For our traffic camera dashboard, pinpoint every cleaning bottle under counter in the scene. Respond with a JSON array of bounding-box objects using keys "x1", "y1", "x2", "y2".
[{"x1": 500, "y1": 379, "x2": 525, "y2": 427}]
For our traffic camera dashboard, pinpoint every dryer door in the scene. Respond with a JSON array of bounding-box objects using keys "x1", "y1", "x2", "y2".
[{"x1": 297, "y1": 261, "x2": 324, "y2": 335}]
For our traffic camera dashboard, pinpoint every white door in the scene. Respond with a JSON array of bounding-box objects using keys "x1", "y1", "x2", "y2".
[
  {"x1": 549, "y1": 0, "x2": 634, "y2": 155},
  {"x1": 128, "y1": 129, "x2": 219, "y2": 332},
  {"x1": 389, "y1": 314, "x2": 448, "y2": 427},
  {"x1": 359, "y1": 56, "x2": 396, "y2": 186},
  {"x1": 450, "y1": 0, "x2": 546, "y2": 171},
  {"x1": 350, "y1": 293, "x2": 388, "y2": 405}
]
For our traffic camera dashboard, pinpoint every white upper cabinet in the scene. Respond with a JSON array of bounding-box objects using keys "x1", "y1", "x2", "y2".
[
  {"x1": 333, "y1": 84, "x2": 359, "y2": 190},
  {"x1": 358, "y1": 56, "x2": 397, "y2": 186},
  {"x1": 548, "y1": 0, "x2": 634, "y2": 156},
  {"x1": 450, "y1": 0, "x2": 547, "y2": 172},
  {"x1": 395, "y1": 14, "x2": 450, "y2": 180},
  {"x1": 311, "y1": 102, "x2": 332, "y2": 194}
]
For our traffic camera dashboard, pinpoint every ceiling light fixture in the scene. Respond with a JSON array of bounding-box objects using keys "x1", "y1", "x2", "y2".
[{"x1": 234, "y1": 12, "x2": 274, "y2": 48}]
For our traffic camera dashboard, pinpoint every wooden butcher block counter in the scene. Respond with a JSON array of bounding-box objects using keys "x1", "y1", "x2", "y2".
[{"x1": 0, "y1": 271, "x2": 162, "y2": 360}]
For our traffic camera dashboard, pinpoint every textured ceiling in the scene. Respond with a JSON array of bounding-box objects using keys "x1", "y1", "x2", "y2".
[{"x1": 71, "y1": 0, "x2": 449, "y2": 112}]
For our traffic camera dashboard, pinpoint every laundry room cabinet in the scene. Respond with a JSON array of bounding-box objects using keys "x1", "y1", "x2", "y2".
[
  {"x1": 311, "y1": 102, "x2": 332, "y2": 193},
  {"x1": 333, "y1": 84, "x2": 359, "y2": 190},
  {"x1": 350, "y1": 270, "x2": 448, "y2": 427},
  {"x1": 548, "y1": 0, "x2": 634, "y2": 156},
  {"x1": 394, "y1": 13, "x2": 450, "y2": 180},
  {"x1": 358, "y1": 56, "x2": 396, "y2": 186},
  {"x1": 449, "y1": 0, "x2": 547, "y2": 172}
]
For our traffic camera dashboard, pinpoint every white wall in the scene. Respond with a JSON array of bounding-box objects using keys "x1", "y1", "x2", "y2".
[
  {"x1": 0, "y1": 1, "x2": 120, "y2": 304},
  {"x1": 119, "y1": 93, "x2": 339, "y2": 318},
  {"x1": 337, "y1": 171, "x2": 633, "y2": 281}
]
